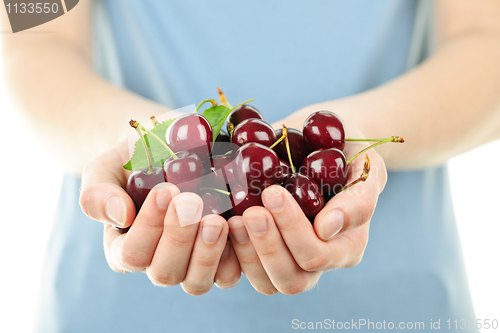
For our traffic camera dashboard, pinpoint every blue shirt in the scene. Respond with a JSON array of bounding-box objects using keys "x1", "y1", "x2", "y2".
[{"x1": 35, "y1": 1, "x2": 477, "y2": 332}]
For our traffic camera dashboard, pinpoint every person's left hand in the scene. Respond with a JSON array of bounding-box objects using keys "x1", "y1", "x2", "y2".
[{"x1": 227, "y1": 118, "x2": 387, "y2": 295}]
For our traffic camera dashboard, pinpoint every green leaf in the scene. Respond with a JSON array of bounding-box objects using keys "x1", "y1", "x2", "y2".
[
  {"x1": 123, "y1": 119, "x2": 175, "y2": 171},
  {"x1": 201, "y1": 105, "x2": 232, "y2": 142}
]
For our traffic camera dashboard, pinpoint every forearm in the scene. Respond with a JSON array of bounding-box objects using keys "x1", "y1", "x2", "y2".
[
  {"x1": 282, "y1": 28, "x2": 500, "y2": 170},
  {"x1": 4, "y1": 38, "x2": 172, "y2": 175}
]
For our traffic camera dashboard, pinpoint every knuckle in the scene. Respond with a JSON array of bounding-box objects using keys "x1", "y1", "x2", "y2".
[
  {"x1": 238, "y1": 253, "x2": 262, "y2": 266},
  {"x1": 298, "y1": 252, "x2": 329, "y2": 272},
  {"x1": 215, "y1": 275, "x2": 241, "y2": 289},
  {"x1": 192, "y1": 255, "x2": 219, "y2": 268},
  {"x1": 78, "y1": 187, "x2": 95, "y2": 219},
  {"x1": 163, "y1": 231, "x2": 194, "y2": 248},
  {"x1": 257, "y1": 243, "x2": 279, "y2": 259},
  {"x1": 279, "y1": 277, "x2": 309, "y2": 295},
  {"x1": 120, "y1": 249, "x2": 150, "y2": 270},
  {"x1": 255, "y1": 286, "x2": 279, "y2": 296},
  {"x1": 147, "y1": 270, "x2": 183, "y2": 287},
  {"x1": 182, "y1": 283, "x2": 212, "y2": 296}
]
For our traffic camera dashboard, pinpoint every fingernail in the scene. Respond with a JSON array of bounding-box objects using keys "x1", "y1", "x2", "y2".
[
  {"x1": 201, "y1": 218, "x2": 223, "y2": 244},
  {"x1": 221, "y1": 242, "x2": 231, "y2": 260},
  {"x1": 263, "y1": 187, "x2": 284, "y2": 213},
  {"x1": 153, "y1": 183, "x2": 180, "y2": 210},
  {"x1": 106, "y1": 196, "x2": 126, "y2": 226},
  {"x1": 228, "y1": 217, "x2": 249, "y2": 244},
  {"x1": 245, "y1": 213, "x2": 267, "y2": 237},
  {"x1": 320, "y1": 210, "x2": 344, "y2": 240},
  {"x1": 173, "y1": 194, "x2": 201, "y2": 227},
  {"x1": 155, "y1": 189, "x2": 170, "y2": 210}
]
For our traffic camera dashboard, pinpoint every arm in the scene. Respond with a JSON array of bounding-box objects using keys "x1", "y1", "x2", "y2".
[
  {"x1": 1, "y1": 0, "x2": 171, "y2": 175},
  {"x1": 2, "y1": 1, "x2": 240, "y2": 294},
  {"x1": 278, "y1": 0, "x2": 500, "y2": 169},
  {"x1": 228, "y1": 0, "x2": 500, "y2": 295}
]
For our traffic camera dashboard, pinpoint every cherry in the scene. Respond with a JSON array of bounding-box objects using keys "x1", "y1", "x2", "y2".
[
  {"x1": 126, "y1": 120, "x2": 166, "y2": 212},
  {"x1": 273, "y1": 128, "x2": 312, "y2": 167},
  {"x1": 127, "y1": 167, "x2": 165, "y2": 211},
  {"x1": 282, "y1": 173, "x2": 325, "y2": 220},
  {"x1": 199, "y1": 189, "x2": 230, "y2": 216},
  {"x1": 227, "y1": 104, "x2": 264, "y2": 128},
  {"x1": 303, "y1": 111, "x2": 345, "y2": 151},
  {"x1": 163, "y1": 150, "x2": 204, "y2": 193},
  {"x1": 165, "y1": 114, "x2": 213, "y2": 161},
  {"x1": 230, "y1": 185, "x2": 263, "y2": 216},
  {"x1": 301, "y1": 148, "x2": 347, "y2": 196},
  {"x1": 274, "y1": 160, "x2": 291, "y2": 184},
  {"x1": 233, "y1": 142, "x2": 279, "y2": 190},
  {"x1": 231, "y1": 118, "x2": 276, "y2": 148},
  {"x1": 202, "y1": 154, "x2": 237, "y2": 191}
]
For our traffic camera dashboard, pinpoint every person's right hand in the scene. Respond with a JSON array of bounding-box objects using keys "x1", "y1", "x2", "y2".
[{"x1": 79, "y1": 138, "x2": 241, "y2": 295}]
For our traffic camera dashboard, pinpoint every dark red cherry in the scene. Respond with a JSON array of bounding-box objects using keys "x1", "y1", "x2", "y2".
[
  {"x1": 216, "y1": 129, "x2": 230, "y2": 142},
  {"x1": 273, "y1": 128, "x2": 312, "y2": 167},
  {"x1": 165, "y1": 114, "x2": 213, "y2": 161},
  {"x1": 229, "y1": 185, "x2": 263, "y2": 216},
  {"x1": 303, "y1": 111, "x2": 345, "y2": 151},
  {"x1": 227, "y1": 104, "x2": 264, "y2": 128},
  {"x1": 274, "y1": 160, "x2": 291, "y2": 184},
  {"x1": 282, "y1": 173, "x2": 325, "y2": 220},
  {"x1": 202, "y1": 154, "x2": 237, "y2": 191},
  {"x1": 301, "y1": 148, "x2": 347, "y2": 196},
  {"x1": 198, "y1": 189, "x2": 232, "y2": 217},
  {"x1": 127, "y1": 167, "x2": 165, "y2": 211},
  {"x1": 233, "y1": 142, "x2": 279, "y2": 190},
  {"x1": 163, "y1": 151, "x2": 203, "y2": 193},
  {"x1": 231, "y1": 118, "x2": 276, "y2": 148}
]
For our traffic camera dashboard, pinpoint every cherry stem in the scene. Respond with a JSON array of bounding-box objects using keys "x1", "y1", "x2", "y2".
[
  {"x1": 200, "y1": 187, "x2": 231, "y2": 196},
  {"x1": 130, "y1": 120, "x2": 178, "y2": 160},
  {"x1": 231, "y1": 98, "x2": 255, "y2": 111},
  {"x1": 217, "y1": 87, "x2": 233, "y2": 109},
  {"x1": 269, "y1": 132, "x2": 286, "y2": 149},
  {"x1": 195, "y1": 99, "x2": 218, "y2": 113},
  {"x1": 283, "y1": 124, "x2": 296, "y2": 174},
  {"x1": 345, "y1": 136, "x2": 404, "y2": 164},
  {"x1": 129, "y1": 120, "x2": 154, "y2": 175},
  {"x1": 150, "y1": 116, "x2": 160, "y2": 127},
  {"x1": 227, "y1": 123, "x2": 235, "y2": 136},
  {"x1": 337, "y1": 155, "x2": 370, "y2": 194}
]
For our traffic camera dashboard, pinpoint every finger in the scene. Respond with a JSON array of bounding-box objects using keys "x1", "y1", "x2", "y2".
[
  {"x1": 261, "y1": 185, "x2": 368, "y2": 271},
  {"x1": 242, "y1": 207, "x2": 321, "y2": 295},
  {"x1": 313, "y1": 151, "x2": 385, "y2": 240},
  {"x1": 261, "y1": 185, "x2": 326, "y2": 271},
  {"x1": 228, "y1": 216, "x2": 278, "y2": 295},
  {"x1": 80, "y1": 141, "x2": 136, "y2": 228},
  {"x1": 118, "y1": 183, "x2": 179, "y2": 270},
  {"x1": 214, "y1": 239, "x2": 242, "y2": 289},
  {"x1": 146, "y1": 192, "x2": 203, "y2": 286},
  {"x1": 181, "y1": 215, "x2": 229, "y2": 295}
]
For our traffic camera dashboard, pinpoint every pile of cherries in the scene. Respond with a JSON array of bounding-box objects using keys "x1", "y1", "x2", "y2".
[{"x1": 126, "y1": 96, "x2": 401, "y2": 224}]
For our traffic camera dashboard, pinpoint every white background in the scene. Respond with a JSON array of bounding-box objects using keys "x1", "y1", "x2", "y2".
[{"x1": 1, "y1": 59, "x2": 499, "y2": 333}]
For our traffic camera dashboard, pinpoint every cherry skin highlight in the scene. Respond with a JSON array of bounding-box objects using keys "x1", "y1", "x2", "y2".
[
  {"x1": 127, "y1": 167, "x2": 165, "y2": 211},
  {"x1": 163, "y1": 151, "x2": 204, "y2": 193},
  {"x1": 233, "y1": 142, "x2": 279, "y2": 190},
  {"x1": 282, "y1": 173, "x2": 325, "y2": 220},
  {"x1": 231, "y1": 118, "x2": 276, "y2": 148},
  {"x1": 301, "y1": 148, "x2": 347, "y2": 196},
  {"x1": 273, "y1": 128, "x2": 312, "y2": 168},
  {"x1": 165, "y1": 114, "x2": 213, "y2": 161},
  {"x1": 303, "y1": 111, "x2": 345, "y2": 151},
  {"x1": 227, "y1": 104, "x2": 264, "y2": 128}
]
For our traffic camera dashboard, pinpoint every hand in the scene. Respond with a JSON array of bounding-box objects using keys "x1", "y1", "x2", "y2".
[
  {"x1": 79, "y1": 139, "x2": 241, "y2": 294},
  {"x1": 227, "y1": 123, "x2": 387, "y2": 295}
]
